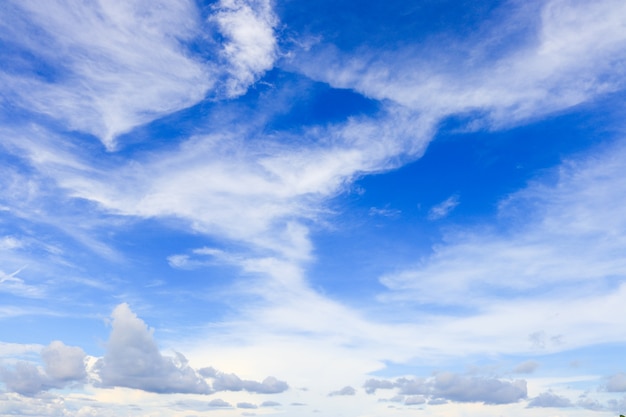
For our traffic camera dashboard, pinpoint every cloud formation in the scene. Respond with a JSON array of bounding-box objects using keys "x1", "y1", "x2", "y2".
[
  {"x1": 428, "y1": 194, "x2": 460, "y2": 221},
  {"x1": 211, "y1": 0, "x2": 278, "y2": 97},
  {"x1": 96, "y1": 303, "x2": 210, "y2": 394},
  {"x1": 328, "y1": 385, "x2": 356, "y2": 396},
  {"x1": 527, "y1": 391, "x2": 573, "y2": 408},
  {"x1": 380, "y1": 140, "x2": 626, "y2": 306},
  {"x1": 0, "y1": 341, "x2": 86, "y2": 396},
  {"x1": 364, "y1": 373, "x2": 527, "y2": 405},
  {"x1": 199, "y1": 366, "x2": 288, "y2": 394},
  {"x1": 607, "y1": 373, "x2": 626, "y2": 392},
  {"x1": 0, "y1": 0, "x2": 214, "y2": 150},
  {"x1": 292, "y1": 0, "x2": 626, "y2": 128}
]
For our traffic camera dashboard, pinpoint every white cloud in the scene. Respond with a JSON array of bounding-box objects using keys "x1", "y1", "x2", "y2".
[
  {"x1": 211, "y1": 0, "x2": 278, "y2": 97},
  {"x1": 428, "y1": 194, "x2": 460, "y2": 220},
  {"x1": 208, "y1": 398, "x2": 232, "y2": 408},
  {"x1": 199, "y1": 367, "x2": 288, "y2": 394},
  {"x1": 96, "y1": 303, "x2": 210, "y2": 394},
  {"x1": 328, "y1": 386, "x2": 356, "y2": 396},
  {"x1": 0, "y1": 0, "x2": 215, "y2": 150},
  {"x1": 6, "y1": 106, "x2": 432, "y2": 269},
  {"x1": 0, "y1": 361, "x2": 51, "y2": 396},
  {"x1": 527, "y1": 391, "x2": 573, "y2": 408},
  {"x1": 363, "y1": 373, "x2": 527, "y2": 405},
  {"x1": 42, "y1": 341, "x2": 86, "y2": 383},
  {"x1": 607, "y1": 373, "x2": 626, "y2": 392},
  {"x1": 0, "y1": 341, "x2": 86, "y2": 396},
  {"x1": 290, "y1": 0, "x2": 626, "y2": 128},
  {"x1": 513, "y1": 360, "x2": 540, "y2": 374},
  {"x1": 380, "y1": 140, "x2": 626, "y2": 305},
  {"x1": 0, "y1": 267, "x2": 44, "y2": 298}
]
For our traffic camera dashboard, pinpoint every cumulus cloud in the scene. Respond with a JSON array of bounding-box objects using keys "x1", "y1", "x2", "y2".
[
  {"x1": 363, "y1": 373, "x2": 526, "y2": 404},
  {"x1": 199, "y1": 367, "x2": 288, "y2": 394},
  {"x1": 364, "y1": 378, "x2": 396, "y2": 394},
  {"x1": 0, "y1": 341, "x2": 86, "y2": 396},
  {"x1": 577, "y1": 396, "x2": 604, "y2": 411},
  {"x1": 260, "y1": 401, "x2": 281, "y2": 407},
  {"x1": 405, "y1": 395, "x2": 426, "y2": 405},
  {"x1": 208, "y1": 398, "x2": 232, "y2": 408},
  {"x1": 527, "y1": 391, "x2": 573, "y2": 408},
  {"x1": 237, "y1": 402, "x2": 258, "y2": 409},
  {"x1": 607, "y1": 373, "x2": 626, "y2": 392},
  {"x1": 0, "y1": 361, "x2": 51, "y2": 397},
  {"x1": 328, "y1": 386, "x2": 356, "y2": 396},
  {"x1": 41, "y1": 341, "x2": 86, "y2": 383},
  {"x1": 96, "y1": 303, "x2": 210, "y2": 394}
]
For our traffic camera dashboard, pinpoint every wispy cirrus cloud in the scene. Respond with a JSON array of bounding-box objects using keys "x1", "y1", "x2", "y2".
[
  {"x1": 0, "y1": 0, "x2": 213, "y2": 150},
  {"x1": 290, "y1": 0, "x2": 626, "y2": 128},
  {"x1": 0, "y1": 0, "x2": 280, "y2": 151},
  {"x1": 428, "y1": 194, "x2": 459, "y2": 220},
  {"x1": 381, "y1": 140, "x2": 626, "y2": 305}
]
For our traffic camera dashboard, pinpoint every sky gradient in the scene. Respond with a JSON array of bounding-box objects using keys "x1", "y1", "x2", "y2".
[{"x1": 1, "y1": 0, "x2": 626, "y2": 416}]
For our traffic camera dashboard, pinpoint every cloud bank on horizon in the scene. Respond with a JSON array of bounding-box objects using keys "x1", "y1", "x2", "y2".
[{"x1": 1, "y1": 0, "x2": 626, "y2": 415}]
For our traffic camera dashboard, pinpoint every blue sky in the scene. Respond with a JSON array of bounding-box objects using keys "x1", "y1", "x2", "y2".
[{"x1": 1, "y1": 0, "x2": 626, "y2": 415}]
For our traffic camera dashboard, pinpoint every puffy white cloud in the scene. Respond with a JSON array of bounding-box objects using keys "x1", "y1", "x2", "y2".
[
  {"x1": 328, "y1": 386, "x2": 356, "y2": 396},
  {"x1": 528, "y1": 392, "x2": 574, "y2": 408},
  {"x1": 430, "y1": 373, "x2": 527, "y2": 405},
  {"x1": 260, "y1": 400, "x2": 281, "y2": 407},
  {"x1": 0, "y1": 361, "x2": 50, "y2": 396},
  {"x1": 199, "y1": 367, "x2": 288, "y2": 394},
  {"x1": 42, "y1": 341, "x2": 86, "y2": 382},
  {"x1": 0, "y1": 341, "x2": 86, "y2": 396},
  {"x1": 237, "y1": 402, "x2": 258, "y2": 409},
  {"x1": 576, "y1": 396, "x2": 604, "y2": 411},
  {"x1": 364, "y1": 378, "x2": 396, "y2": 394},
  {"x1": 363, "y1": 373, "x2": 527, "y2": 405},
  {"x1": 96, "y1": 303, "x2": 210, "y2": 394},
  {"x1": 607, "y1": 373, "x2": 626, "y2": 392},
  {"x1": 208, "y1": 398, "x2": 231, "y2": 408},
  {"x1": 404, "y1": 395, "x2": 426, "y2": 405}
]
